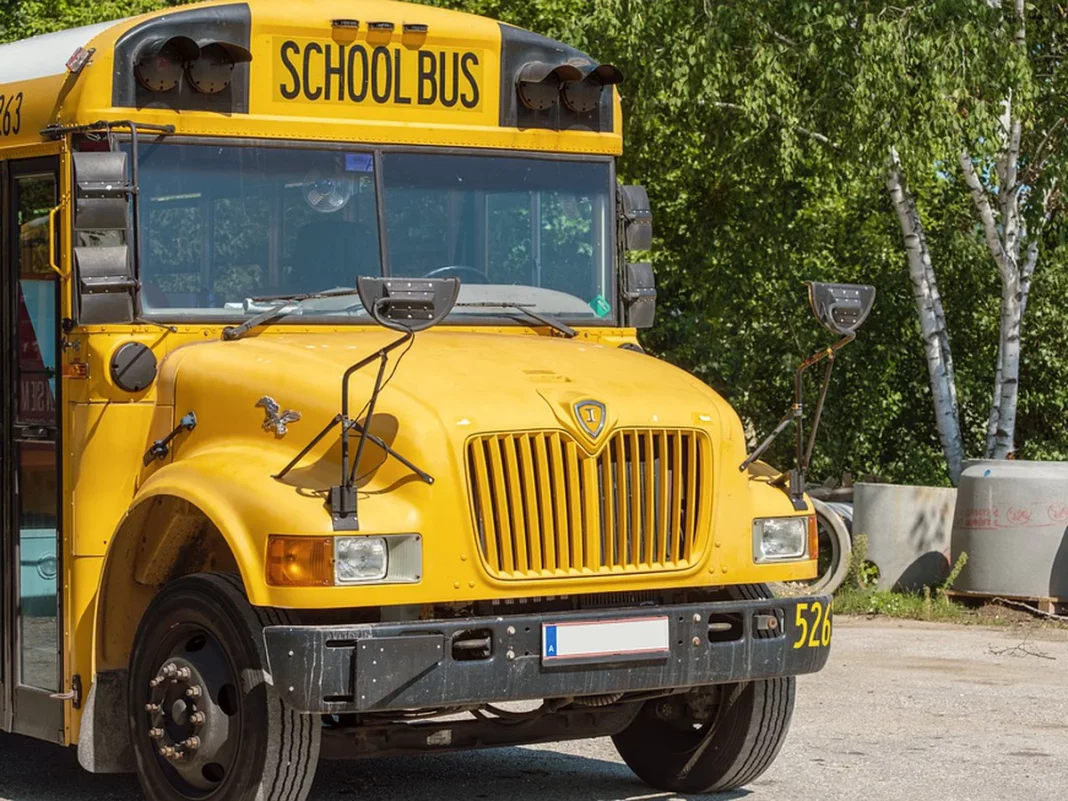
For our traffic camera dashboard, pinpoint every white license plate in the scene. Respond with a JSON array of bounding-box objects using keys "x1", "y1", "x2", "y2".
[{"x1": 542, "y1": 616, "x2": 670, "y2": 663}]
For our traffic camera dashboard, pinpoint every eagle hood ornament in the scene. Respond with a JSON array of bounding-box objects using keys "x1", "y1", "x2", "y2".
[{"x1": 256, "y1": 396, "x2": 301, "y2": 438}]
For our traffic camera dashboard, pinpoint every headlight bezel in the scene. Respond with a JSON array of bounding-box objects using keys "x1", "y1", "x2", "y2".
[
  {"x1": 752, "y1": 516, "x2": 811, "y2": 563},
  {"x1": 266, "y1": 533, "x2": 423, "y2": 587}
]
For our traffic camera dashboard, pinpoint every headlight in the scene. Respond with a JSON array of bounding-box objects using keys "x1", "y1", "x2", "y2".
[
  {"x1": 753, "y1": 517, "x2": 811, "y2": 562},
  {"x1": 266, "y1": 534, "x2": 422, "y2": 586},
  {"x1": 335, "y1": 536, "x2": 388, "y2": 583}
]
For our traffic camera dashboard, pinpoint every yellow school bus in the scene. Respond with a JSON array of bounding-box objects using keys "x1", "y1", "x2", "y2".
[{"x1": 0, "y1": 2, "x2": 872, "y2": 799}]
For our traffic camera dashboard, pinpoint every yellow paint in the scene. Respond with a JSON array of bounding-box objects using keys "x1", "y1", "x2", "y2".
[{"x1": 0, "y1": 0, "x2": 816, "y2": 750}]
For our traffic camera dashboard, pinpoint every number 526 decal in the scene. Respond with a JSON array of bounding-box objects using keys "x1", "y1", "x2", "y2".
[{"x1": 793, "y1": 601, "x2": 832, "y2": 649}]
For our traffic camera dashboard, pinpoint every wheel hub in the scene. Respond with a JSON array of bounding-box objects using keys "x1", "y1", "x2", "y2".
[{"x1": 143, "y1": 636, "x2": 240, "y2": 795}]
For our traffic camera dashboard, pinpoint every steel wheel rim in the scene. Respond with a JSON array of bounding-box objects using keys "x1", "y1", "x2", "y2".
[{"x1": 142, "y1": 624, "x2": 244, "y2": 799}]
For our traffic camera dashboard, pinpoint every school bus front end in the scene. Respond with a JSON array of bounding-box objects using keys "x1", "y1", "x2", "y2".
[{"x1": 0, "y1": 2, "x2": 849, "y2": 799}]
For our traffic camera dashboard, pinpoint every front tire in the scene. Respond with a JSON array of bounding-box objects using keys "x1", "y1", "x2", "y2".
[
  {"x1": 613, "y1": 677, "x2": 796, "y2": 794},
  {"x1": 128, "y1": 573, "x2": 320, "y2": 801}
]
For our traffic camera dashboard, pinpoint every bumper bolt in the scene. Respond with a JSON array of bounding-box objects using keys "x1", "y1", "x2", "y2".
[
  {"x1": 692, "y1": 636, "x2": 701, "y2": 647},
  {"x1": 506, "y1": 649, "x2": 516, "y2": 661},
  {"x1": 693, "y1": 613, "x2": 702, "y2": 623}
]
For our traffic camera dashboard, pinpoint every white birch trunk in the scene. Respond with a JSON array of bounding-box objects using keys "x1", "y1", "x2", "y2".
[{"x1": 886, "y1": 153, "x2": 964, "y2": 483}]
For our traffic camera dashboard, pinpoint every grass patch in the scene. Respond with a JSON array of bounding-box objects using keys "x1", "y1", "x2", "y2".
[{"x1": 833, "y1": 535, "x2": 969, "y2": 623}]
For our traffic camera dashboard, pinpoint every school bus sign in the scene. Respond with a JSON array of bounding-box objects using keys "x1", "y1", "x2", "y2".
[{"x1": 275, "y1": 39, "x2": 483, "y2": 110}]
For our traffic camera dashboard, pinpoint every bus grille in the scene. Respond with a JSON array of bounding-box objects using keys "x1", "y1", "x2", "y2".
[{"x1": 466, "y1": 429, "x2": 709, "y2": 579}]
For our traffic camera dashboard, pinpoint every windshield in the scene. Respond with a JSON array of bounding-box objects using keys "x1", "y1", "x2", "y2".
[{"x1": 133, "y1": 142, "x2": 615, "y2": 324}]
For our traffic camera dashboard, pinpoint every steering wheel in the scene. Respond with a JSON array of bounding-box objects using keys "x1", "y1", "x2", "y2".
[{"x1": 422, "y1": 265, "x2": 490, "y2": 284}]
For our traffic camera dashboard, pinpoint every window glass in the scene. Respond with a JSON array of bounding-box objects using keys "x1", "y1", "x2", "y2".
[
  {"x1": 381, "y1": 153, "x2": 613, "y2": 320},
  {"x1": 137, "y1": 143, "x2": 380, "y2": 315},
  {"x1": 134, "y1": 144, "x2": 614, "y2": 323}
]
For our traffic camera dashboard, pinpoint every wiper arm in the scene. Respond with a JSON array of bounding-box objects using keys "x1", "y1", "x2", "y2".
[
  {"x1": 456, "y1": 302, "x2": 577, "y2": 338},
  {"x1": 222, "y1": 288, "x2": 364, "y2": 341}
]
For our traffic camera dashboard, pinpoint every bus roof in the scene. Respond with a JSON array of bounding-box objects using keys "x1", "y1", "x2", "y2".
[{"x1": 0, "y1": 0, "x2": 622, "y2": 156}]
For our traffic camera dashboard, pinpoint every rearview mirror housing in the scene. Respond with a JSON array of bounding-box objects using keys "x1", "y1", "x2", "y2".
[
  {"x1": 623, "y1": 262, "x2": 656, "y2": 329},
  {"x1": 73, "y1": 151, "x2": 137, "y2": 324},
  {"x1": 620, "y1": 184, "x2": 652, "y2": 251},
  {"x1": 357, "y1": 277, "x2": 460, "y2": 332},
  {"x1": 807, "y1": 282, "x2": 876, "y2": 336}
]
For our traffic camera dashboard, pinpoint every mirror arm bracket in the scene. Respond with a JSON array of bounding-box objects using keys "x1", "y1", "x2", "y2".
[{"x1": 740, "y1": 333, "x2": 854, "y2": 509}]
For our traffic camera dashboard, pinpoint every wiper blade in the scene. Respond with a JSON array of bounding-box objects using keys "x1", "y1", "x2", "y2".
[
  {"x1": 222, "y1": 288, "x2": 364, "y2": 341},
  {"x1": 455, "y1": 302, "x2": 577, "y2": 338}
]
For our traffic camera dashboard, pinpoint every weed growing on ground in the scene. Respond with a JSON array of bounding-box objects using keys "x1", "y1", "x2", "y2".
[{"x1": 834, "y1": 535, "x2": 969, "y2": 622}]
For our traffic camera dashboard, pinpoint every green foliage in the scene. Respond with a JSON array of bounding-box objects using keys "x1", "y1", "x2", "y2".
[
  {"x1": 5, "y1": 0, "x2": 1068, "y2": 483},
  {"x1": 835, "y1": 539, "x2": 970, "y2": 622}
]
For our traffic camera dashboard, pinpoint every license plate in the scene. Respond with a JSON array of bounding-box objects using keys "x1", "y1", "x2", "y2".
[
  {"x1": 542, "y1": 616, "x2": 670, "y2": 663},
  {"x1": 792, "y1": 600, "x2": 832, "y2": 649}
]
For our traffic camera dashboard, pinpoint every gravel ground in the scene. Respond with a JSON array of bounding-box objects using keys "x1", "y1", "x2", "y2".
[{"x1": 2, "y1": 616, "x2": 1067, "y2": 801}]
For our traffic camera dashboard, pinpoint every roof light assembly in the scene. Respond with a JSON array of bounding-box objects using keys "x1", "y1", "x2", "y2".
[
  {"x1": 187, "y1": 40, "x2": 252, "y2": 95},
  {"x1": 515, "y1": 61, "x2": 584, "y2": 111},
  {"x1": 134, "y1": 36, "x2": 199, "y2": 92},
  {"x1": 560, "y1": 63, "x2": 624, "y2": 113}
]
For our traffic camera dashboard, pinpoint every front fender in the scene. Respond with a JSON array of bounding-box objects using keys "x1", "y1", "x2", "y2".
[{"x1": 129, "y1": 447, "x2": 333, "y2": 606}]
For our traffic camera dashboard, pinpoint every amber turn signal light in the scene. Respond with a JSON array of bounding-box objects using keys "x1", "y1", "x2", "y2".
[
  {"x1": 266, "y1": 536, "x2": 334, "y2": 587},
  {"x1": 808, "y1": 515, "x2": 819, "y2": 561}
]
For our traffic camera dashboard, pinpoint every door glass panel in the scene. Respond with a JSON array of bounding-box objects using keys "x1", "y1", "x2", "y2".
[
  {"x1": 18, "y1": 442, "x2": 58, "y2": 690},
  {"x1": 14, "y1": 174, "x2": 59, "y2": 692}
]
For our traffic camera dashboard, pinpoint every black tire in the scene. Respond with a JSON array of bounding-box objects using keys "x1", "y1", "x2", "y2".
[
  {"x1": 128, "y1": 573, "x2": 320, "y2": 801},
  {"x1": 613, "y1": 583, "x2": 796, "y2": 794}
]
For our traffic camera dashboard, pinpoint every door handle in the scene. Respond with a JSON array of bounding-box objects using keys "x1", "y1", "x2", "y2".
[{"x1": 19, "y1": 426, "x2": 53, "y2": 440}]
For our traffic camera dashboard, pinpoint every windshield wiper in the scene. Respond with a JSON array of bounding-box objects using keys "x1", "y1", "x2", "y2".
[
  {"x1": 222, "y1": 288, "x2": 364, "y2": 341},
  {"x1": 455, "y1": 302, "x2": 577, "y2": 338}
]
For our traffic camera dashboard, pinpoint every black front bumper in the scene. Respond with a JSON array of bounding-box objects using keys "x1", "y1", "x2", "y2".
[{"x1": 263, "y1": 595, "x2": 832, "y2": 714}]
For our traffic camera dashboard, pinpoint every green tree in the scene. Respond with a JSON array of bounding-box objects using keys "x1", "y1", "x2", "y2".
[{"x1": 4, "y1": 0, "x2": 1066, "y2": 486}]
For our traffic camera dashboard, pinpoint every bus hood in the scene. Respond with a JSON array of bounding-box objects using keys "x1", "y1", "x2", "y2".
[
  {"x1": 161, "y1": 329, "x2": 735, "y2": 446},
  {"x1": 155, "y1": 329, "x2": 745, "y2": 531}
]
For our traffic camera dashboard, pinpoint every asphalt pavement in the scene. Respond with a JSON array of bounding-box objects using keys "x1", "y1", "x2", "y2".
[{"x1": 2, "y1": 617, "x2": 1067, "y2": 801}]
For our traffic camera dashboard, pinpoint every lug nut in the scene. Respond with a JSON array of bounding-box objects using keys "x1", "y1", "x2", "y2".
[
  {"x1": 145, "y1": 703, "x2": 160, "y2": 713},
  {"x1": 149, "y1": 727, "x2": 164, "y2": 739},
  {"x1": 149, "y1": 677, "x2": 163, "y2": 688},
  {"x1": 190, "y1": 711, "x2": 206, "y2": 726},
  {"x1": 159, "y1": 745, "x2": 175, "y2": 758},
  {"x1": 185, "y1": 686, "x2": 202, "y2": 698},
  {"x1": 161, "y1": 663, "x2": 178, "y2": 677},
  {"x1": 182, "y1": 737, "x2": 201, "y2": 750},
  {"x1": 176, "y1": 667, "x2": 192, "y2": 680}
]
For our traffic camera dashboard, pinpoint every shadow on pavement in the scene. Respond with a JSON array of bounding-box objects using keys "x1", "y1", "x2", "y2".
[{"x1": 0, "y1": 731, "x2": 751, "y2": 801}]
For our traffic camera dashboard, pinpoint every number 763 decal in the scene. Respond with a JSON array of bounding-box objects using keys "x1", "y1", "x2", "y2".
[{"x1": 793, "y1": 600, "x2": 832, "y2": 649}]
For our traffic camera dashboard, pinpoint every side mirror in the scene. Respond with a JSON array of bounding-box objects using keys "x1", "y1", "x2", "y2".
[
  {"x1": 620, "y1": 184, "x2": 652, "y2": 251},
  {"x1": 807, "y1": 282, "x2": 876, "y2": 336},
  {"x1": 73, "y1": 152, "x2": 137, "y2": 324},
  {"x1": 357, "y1": 277, "x2": 460, "y2": 332},
  {"x1": 623, "y1": 262, "x2": 656, "y2": 328}
]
